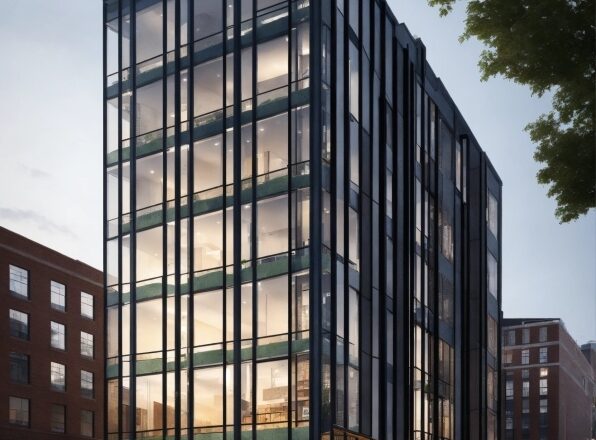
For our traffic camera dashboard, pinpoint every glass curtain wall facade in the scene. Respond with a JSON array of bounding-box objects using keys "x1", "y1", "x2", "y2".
[{"x1": 103, "y1": 0, "x2": 501, "y2": 439}]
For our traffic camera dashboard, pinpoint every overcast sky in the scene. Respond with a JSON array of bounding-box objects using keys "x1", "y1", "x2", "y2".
[{"x1": 0, "y1": 0, "x2": 594, "y2": 344}]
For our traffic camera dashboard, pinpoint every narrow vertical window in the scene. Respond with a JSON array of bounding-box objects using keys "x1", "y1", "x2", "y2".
[
  {"x1": 81, "y1": 331, "x2": 94, "y2": 358},
  {"x1": 8, "y1": 396, "x2": 29, "y2": 427},
  {"x1": 51, "y1": 281, "x2": 66, "y2": 311},
  {"x1": 81, "y1": 370, "x2": 94, "y2": 399},
  {"x1": 81, "y1": 292, "x2": 94, "y2": 319},
  {"x1": 9, "y1": 353, "x2": 29, "y2": 384},
  {"x1": 50, "y1": 362, "x2": 66, "y2": 391},
  {"x1": 51, "y1": 321, "x2": 66, "y2": 350},
  {"x1": 81, "y1": 410, "x2": 94, "y2": 437},
  {"x1": 51, "y1": 404, "x2": 66, "y2": 433},
  {"x1": 9, "y1": 265, "x2": 28, "y2": 299},
  {"x1": 9, "y1": 309, "x2": 29, "y2": 340}
]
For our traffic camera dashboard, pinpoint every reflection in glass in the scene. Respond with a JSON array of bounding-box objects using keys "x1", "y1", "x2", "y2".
[{"x1": 194, "y1": 0, "x2": 223, "y2": 41}]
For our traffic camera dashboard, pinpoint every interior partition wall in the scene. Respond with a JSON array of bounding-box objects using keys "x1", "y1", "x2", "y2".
[{"x1": 103, "y1": 1, "x2": 502, "y2": 439}]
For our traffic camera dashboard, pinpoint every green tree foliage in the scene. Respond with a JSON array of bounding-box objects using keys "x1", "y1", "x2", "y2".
[{"x1": 428, "y1": 0, "x2": 595, "y2": 222}]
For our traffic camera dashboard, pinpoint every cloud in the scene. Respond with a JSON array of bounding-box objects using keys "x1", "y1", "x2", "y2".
[
  {"x1": 18, "y1": 163, "x2": 51, "y2": 180},
  {"x1": 0, "y1": 208, "x2": 76, "y2": 239}
]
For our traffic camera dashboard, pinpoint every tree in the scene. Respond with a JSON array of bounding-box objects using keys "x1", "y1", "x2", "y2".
[{"x1": 428, "y1": 0, "x2": 595, "y2": 222}]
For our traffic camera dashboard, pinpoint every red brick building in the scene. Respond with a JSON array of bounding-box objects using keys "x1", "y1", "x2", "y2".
[
  {"x1": 0, "y1": 227, "x2": 103, "y2": 439},
  {"x1": 502, "y1": 318, "x2": 593, "y2": 440}
]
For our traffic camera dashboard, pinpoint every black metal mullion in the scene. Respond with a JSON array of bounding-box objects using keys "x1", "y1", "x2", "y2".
[
  {"x1": 251, "y1": 0, "x2": 258, "y2": 436},
  {"x1": 287, "y1": 1, "x2": 293, "y2": 435},
  {"x1": 129, "y1": 0, "x2": 138, "y2": 437},
  {"x1": 232, "y1": 0, "x2": 242, "y2": 436},
  {"x1": 187, "y1": 0, "x2": 195, "y2": 436},
  {"x1": 174, "y1": 0, "x2": 182, "y2": 437},
  {"x1": 161, "y1": 0, "x2": 168, "y2": 437},
  {"x1": 222, "y1": 0, "x2": 229, "y2": 436},
  {"x1": 308, "y1": 0, "x2": 323, "y2": 437}
]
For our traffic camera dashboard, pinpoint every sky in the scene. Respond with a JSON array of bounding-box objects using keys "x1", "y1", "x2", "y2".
[{"x1": 0, "y1": 0, "x2": 594, "y2": 345}]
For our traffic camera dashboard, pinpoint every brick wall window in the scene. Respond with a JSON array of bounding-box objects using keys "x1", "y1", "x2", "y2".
[
  {"x1": 51, "y1": 281, "x2": 66, "y2": 311},
  {"x1": 9, "y1": 265, "x2": 28, "y2": 299}
]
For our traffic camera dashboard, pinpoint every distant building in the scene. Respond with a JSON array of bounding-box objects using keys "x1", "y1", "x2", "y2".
[
  {"x1": 502, "y1": 318, "x2": 593, "y2": 440},
  {"x1": 0, "y1": 226, "x2": 104, "y2": 439},
  {"x1": 581, "y1": 341, "x2": 596, "y2": 439}
]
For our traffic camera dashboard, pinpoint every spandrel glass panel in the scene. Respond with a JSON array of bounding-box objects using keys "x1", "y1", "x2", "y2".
[
  {"x1": 488, "y1": 252, "x2": 498, "y2": 299},
  {"x1": 292, "y1": 271, "x2": 310, "y2": 333},
  {"x1": 257, "y1": 35, "x2": 289, "y2": 94},
  {"x1": 194, "y1": 57, "x2": 224, "y2": 117},
  {"x1": 122, "y1": 91, "x2": 131, "y2": 141},
  {"x1": 348, "y1": 288, "x2": 359, "y2": 362},
  {"x1": 136, "y1": 298, "x2": 162, "y2": 354},
  {"x1": 136, "y1": 226, "x2": 163, "y2": 282},
  {"x1": 241, "y1": 47, "x2": 252, "y2": 101},
  {"x1": 350, "y1": 119, "x2": 359, "y2": 185},
  {"x1": 257, "y1": 275, "x2": 289, "y2": 338},
  {"x1": 194, "y1": 135, "x2": 223, "y2": 192},
  {"x1": 241, "y1": 123, "x2": 253, "y2": 180},
  {"x1": 241, "y1": 203, "x2": 252, "y2": 261},
  {"x1": 136, "y1": 80, "x2": 163, "y2": 136},
  {"x1": 257, "y1": 112, "x2": 288, "y2": 174},
  {"x1": 136, "y1": 152, "x2": 163, "y2": 210},
  {"x1": 348, "y1": 207, "x2": 359, "y2": 270},
  {"x1": 257, "y1": 194, "x2": 289, "y2": 258},
  {"x1": 136, "y1": 1, "x2": 163, "y2": 64},
  {"x1": 122, "y1": 161, "x2": 131, "y2": 216},
  {"x1": 194, "y1": 211, "x2": 224, "y2": 271},
  {"x1": 194, "y1": 0, "x2": 223, "y2": 41},
  {"x1": 194, "y1": 366, "x2": 224, "y2": 427},
  {"x1": 135, "y1": 374, "x2": 164, "y2": 433},
  {"x1": 194, "y1": 289, "x2": 224, "y2": 346}
]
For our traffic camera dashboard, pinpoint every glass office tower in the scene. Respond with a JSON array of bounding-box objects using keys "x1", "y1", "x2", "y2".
[{"x1": 103, "y1": 0, "x2": 502, "y2": 439}]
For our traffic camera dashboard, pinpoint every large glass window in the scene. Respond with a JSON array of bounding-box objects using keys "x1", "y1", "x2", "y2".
[
  {"x1": 81, "y1": 370, "x2": 94, "y2": 399},
  {"x1": 349, "y1": 41, "x2": 359, "y2": 119},
  {"x1": 9, "y1": 396, "x2": 29, "y2": 427},
  {"x1": 136, "y1": 80, "x2": 163, "y2": 136},
  {"x1": 539, "y1": 347, "x2": 548, "y2": 363},
  {"x1": 194, "y1": 0, "x2": 223, "y2": 41},
  {"x1": 136, "y1": 226, "x2": 163, "y2": 282},
  {"x1": 257, "y1": 275, "x2": 288, "y2": 338},
  {"x1": 51, "y1": 404, "x2": 66, "y2": 433},
  {"x1": 136, "y1": 1, "x2": 163, "y2": 63},
  {"x1": 81, "y1": 292, "x2": 94, "y2": 319},
  {"x1": 193, "y1": 289, "x2": 223, "y2": 346},
  {"x1": 136, "y1": 298, "x2": 163, "y2": 354},
  {"x1": 487, "y1": 191, "x2": 499, "y2": 239},
  {"x1": 257, "y1": 195, "x2": 289, "y2": 257},
  {"x1": 194, "y1": 57, "x2": 224, "y2": 117},
  {"x1": 136, "y1": 152, "x2": 163, "y2": 210},
  {"x1": 9, "y1": 309, "x2": 29, "y2": 340},
  {"x1": 136, "y1": 373, "x2": 164, "y2": 432},
  {"x1": 9, "y1": 265, "x2": 28, "y2": 299},
  {"x1": 521, "y1": 349, "x2": 529, "y2": 365},
  {"x1": 256, "y1": 359, "x2": 288, "y2": 427},
  {"x1": 9, "y1": 353, "x2": 29, "y2": 384},
  {"x1": 81, "y1": 410, "x2": 94, "y2": 437},
  {"x1": 488, "y1": 252, "x2": 498, "y2": 299},
  {"x1": 540, "y1": 378, "x2": 548, "y2": 395},
  {"x1": 194, "y1": 135, "x2": 223, "y2": 193},
  {"x1": 193, "y1": 366, "x2": 224, "y2": 427},
  {"x1": 194, "y1": 211, "x2": 224, "y2": 271},
  {"x1": 257, "y1": 112, "x2": 288, "y2": 174},
  {"x1": 51, "y1": 362, "x2": 66, "y2": 391},
  {"x1": 81, "y1": 331, "x2": 94, "y2": 358},
  {"x1": 51, "y1": 281, "x2": 66, "y2": 311},
  {"x1": 51, "y1": 321, "x2": 66, "y2": 350},
  {"x1": 257, "y1": 36, "x2": 288, "y2": 94}
]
